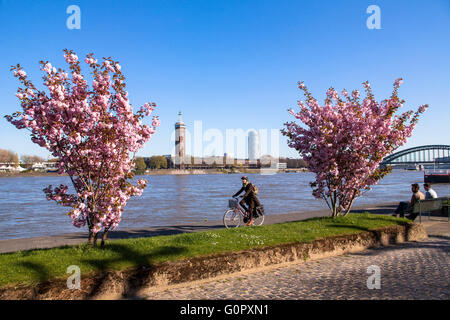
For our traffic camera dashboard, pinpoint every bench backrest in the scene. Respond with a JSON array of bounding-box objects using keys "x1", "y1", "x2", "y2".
[{"x1": 412, "y1": 197, "x2": 446, "y2": 213}]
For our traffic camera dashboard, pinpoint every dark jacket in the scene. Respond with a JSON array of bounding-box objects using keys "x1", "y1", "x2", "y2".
[
  {"x1": 233, "y1": 183, "x2": 257, "y2": 200},
  {"x1": 234, "y1": 182, "x2": 261, "y2": 217}
]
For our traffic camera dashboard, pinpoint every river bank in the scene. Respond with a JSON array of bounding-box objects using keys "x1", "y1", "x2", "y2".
[
  {"x1": 0, "y1": 169, "x2": 224, "y2": 178},
  {"x1": 0, "y1": 201, "x2": 401, "y2": 253},
  {"x1": 0, "y1": 171, "x2": 67, "y2": 178},
  {"x1": 0, "y1": 168, "x2": 307, "y2": 178}
]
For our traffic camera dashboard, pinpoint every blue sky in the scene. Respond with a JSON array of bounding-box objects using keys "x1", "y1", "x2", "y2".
[{"x1": 0, "y1": 0, "x2": 449, "y2": 159}]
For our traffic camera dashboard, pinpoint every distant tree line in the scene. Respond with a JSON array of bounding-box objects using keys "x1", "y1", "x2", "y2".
[
  {"x1": 145, "y1": 156, "x2": 168, "y2": 169},
  {"x1": 20, "y1": 155, "x2": 46, "y2": 164},
  {"x1": 133, "y1": 156, "x2": 168, "y2": 173},
  {"x1": 0, "y1": 148, "x2": 19, "y2": 166},
  {"x1": 278, "y1": 157, "x2": 307, "y2": 168},
  {"x1": 0, "y1": 148, "x2": 58, "y2": 170}
]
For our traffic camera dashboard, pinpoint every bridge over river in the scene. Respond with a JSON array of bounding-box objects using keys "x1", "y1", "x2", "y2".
[{"x1": 381, "y1": 145, "x2": 450, "y2": 166}]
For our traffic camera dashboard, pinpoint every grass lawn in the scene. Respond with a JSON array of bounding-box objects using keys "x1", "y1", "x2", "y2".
[{"x1": 0, "y1": 213, "x2": 409, "y2": 288}]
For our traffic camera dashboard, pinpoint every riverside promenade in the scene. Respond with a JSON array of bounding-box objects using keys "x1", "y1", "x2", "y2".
[
  {"x1": 0, "y1": 202, "x2": 403, "y2": 254},
  {"x1": 1, "y1": 203, "x2": 448, "y2": 300},
  {"x1": 140, "y1": 220, "x2": 449, "y2": 300}
]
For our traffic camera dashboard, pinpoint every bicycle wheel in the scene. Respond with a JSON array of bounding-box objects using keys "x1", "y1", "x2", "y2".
[
  {"x1": 252, "y1": 211, "x2": 265, "y2": 226},
  {"x1": 223, "y1": 209, "x2": 241, "y2": 228}
]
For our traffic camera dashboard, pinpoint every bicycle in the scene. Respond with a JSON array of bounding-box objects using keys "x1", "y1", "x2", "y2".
[{"x1": 223, "y1": 196, "x2": 265, "y2": 228}]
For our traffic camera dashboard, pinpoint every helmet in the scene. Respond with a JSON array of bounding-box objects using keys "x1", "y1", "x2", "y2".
[{"x1": 241, "y1": 176, "x2": 248, "y2": 181}]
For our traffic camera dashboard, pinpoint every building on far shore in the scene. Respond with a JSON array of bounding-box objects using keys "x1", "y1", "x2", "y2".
[
  {"x1": 0, "y1": 164, "x2": 25, "y2": 172},
  {"x1": 248, "y1": 130, "x2": 260, "y2": 162},
  {"x1": 0, "y1": 162, "x2": 57, "y2": 173},
  {"x1": 276, "y1": 162, "x2": 287, "y2": 170},
  {"x1": 141, "y1": 113, "x2": 306, "y2": 171}
]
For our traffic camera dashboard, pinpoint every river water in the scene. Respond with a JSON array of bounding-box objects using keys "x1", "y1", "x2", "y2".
[{"x1": 0, "y1": 170, "x2": 449, "y2": 240}]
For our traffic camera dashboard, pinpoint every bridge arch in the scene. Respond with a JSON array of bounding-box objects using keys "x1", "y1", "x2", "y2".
[{"x1": 381, "y1": 145, "x2": 450, "y2": 165}]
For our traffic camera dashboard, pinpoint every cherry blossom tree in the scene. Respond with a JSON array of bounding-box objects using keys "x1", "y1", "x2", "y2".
[
  {"x1": 6, "y1": 49, "x2": 160, "y2": 245},
  {"x1": 282, "y1": 79, "x2": 428, "y2": 217}
]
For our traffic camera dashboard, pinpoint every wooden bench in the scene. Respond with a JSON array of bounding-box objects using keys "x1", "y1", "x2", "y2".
[{"x1": 412, "y1": 197, "x2": 450, "y2": 223}]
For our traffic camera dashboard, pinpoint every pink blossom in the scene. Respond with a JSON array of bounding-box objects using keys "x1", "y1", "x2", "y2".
[
  {"x1": 282, "y1": 79, "x2": 428, "y2": 217},
  {"x1": 152, "y1": 116, "x2": 161, "y2": 127},
  {"x1": 394, "y1": 78, "x2": 404, "y2": 86},
  {"x1": 6, "y1": 49, "x2": 159, "y2": 239}
]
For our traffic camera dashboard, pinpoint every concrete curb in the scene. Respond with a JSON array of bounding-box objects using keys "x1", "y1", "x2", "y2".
[{"x1": 0, "y1": 223, "x2": 427, "y2": 300}]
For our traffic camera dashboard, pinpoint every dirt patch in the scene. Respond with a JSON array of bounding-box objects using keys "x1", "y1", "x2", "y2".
[{"x1": 0, "y1": 222, "x2": 427, "y2": 300}]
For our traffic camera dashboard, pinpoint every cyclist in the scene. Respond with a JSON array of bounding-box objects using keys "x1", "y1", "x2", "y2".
[{"x1": 232, "y1": 176, "x2": 261, "y2": 226}]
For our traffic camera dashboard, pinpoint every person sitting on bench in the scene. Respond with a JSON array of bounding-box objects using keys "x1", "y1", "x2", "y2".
[
  {"x1": 424, "y1": 183, "x2": 437, "y2": 199},
  {"x1": 393, "y1": 183, "x2": 425, "y2": 220}
]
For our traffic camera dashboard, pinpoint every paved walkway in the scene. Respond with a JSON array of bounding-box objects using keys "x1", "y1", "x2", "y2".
[{"x1": 140, "y1": 220, "x2": 450, "y2": 300}]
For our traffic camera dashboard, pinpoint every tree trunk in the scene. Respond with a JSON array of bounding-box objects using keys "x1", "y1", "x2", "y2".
[
  {"x1": 101, "y1": 227, "x2": 109, "y2": 247},
  {"x1": 343, "y1": 200, "x2": 355, "y2": 217},
  {"x1": 343, "y1": 190, "x2": 357, "y2": 217},
  {"x1": 88, "y1": 231, "x2": 98, "y2": 246},
  {"x1": 331, "y1": 192, "x2": 338, "y2": 217},
  {"x1": 331, "y1": 202, "x2": 338, "y2": 217}
]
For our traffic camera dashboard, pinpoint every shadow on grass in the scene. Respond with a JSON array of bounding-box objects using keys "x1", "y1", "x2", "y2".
[
  {"x1": 82, "y1": 243, "x2": 188, "y2": 298},
  {"x1": 48, "y1": 224, "x2": 225, "y2": 242},
  {"x1": 104, "y1": 224, "x2": 224, "y2": 240},
  {"x1": 12, "y1": 242, "x2": 187, "y2": 298},
  {"x1": 350, "y1": 206, "x2": 397, "y2": 216},
  {"x1": 16, "y1": 261, "x2": 51, "y2": 285},
  {"x1": 360, "y1": 216, "x2": 410, "y2": 225},
  {"x1": 325, "y1": 224, "x2": 372, "y2": 232},
  {"x1": 324, "y1": 214, "x2": 408, "y2": 227}
]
